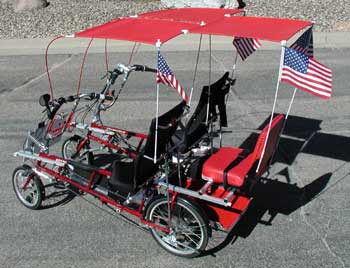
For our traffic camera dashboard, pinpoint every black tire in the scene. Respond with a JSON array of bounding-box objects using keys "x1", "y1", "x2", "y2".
[
  {"x1": 12, "y1": 165, "x2": 44, "y2": 210},
  {"x1": 62, "y1": 135, "x2": 93, "y2": 164},
  {"x1": 146, "y1": 196, "x2": 209, "y2": 258}
]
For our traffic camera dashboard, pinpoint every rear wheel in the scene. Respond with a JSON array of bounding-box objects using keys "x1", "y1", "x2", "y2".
[
  {"x1": 146, "y1": 196, "x2": 209, "y2": 258},
  {"x1": 12, "y1": 165, "x2": 44, "y2": 210}
]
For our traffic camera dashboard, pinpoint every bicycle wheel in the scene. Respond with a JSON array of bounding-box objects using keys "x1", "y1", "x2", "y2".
[
  {"x1": 62, "y1": 136, "x2": 93, "y2": 164},
  {"x1": 12, "y1": 165, "x2": 44, "y2": 210},
  {"x1": 146, "y1": 196, "x2": 209, "y2": 258}
]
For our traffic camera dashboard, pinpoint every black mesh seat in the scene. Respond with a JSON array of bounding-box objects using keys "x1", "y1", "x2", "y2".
[
  {"x1": 172, "y1": 72, "x2": 231, "y2": 153},
  {"x1": 110, "y1": 101, "x2": 186, "y2": 194}
]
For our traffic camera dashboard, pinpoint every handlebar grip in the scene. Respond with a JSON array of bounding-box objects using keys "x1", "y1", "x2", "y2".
[
  {"x1": 133, "y1": 64, "x2": 157, "y2": 73},
  {"x1": 143, "y1": 65, "x2": 157, "y2": 73}
]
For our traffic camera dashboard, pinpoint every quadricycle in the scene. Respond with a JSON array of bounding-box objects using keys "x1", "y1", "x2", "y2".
[{"x1": 12, "y1": 7, "x2": 330, "y2": 257}]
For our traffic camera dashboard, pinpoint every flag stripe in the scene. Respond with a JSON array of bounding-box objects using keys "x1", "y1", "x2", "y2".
[
  {"x1": 281, "y1": 68, "x2": 332, "y2": 92},
  {"x1": 283, "y1": 65, "x2": 332, "y2": 87},
  {"x1": 281, "y1": 75, "x2": 331, "y2": 99},
  {"x1": 156, "y1": 51, "x2": 188, "y2": 103},
  {"x1": 309, "y1": 59, "x2": 332, "y2": 76},
  {"x1": 233, "y1": 37, "x2": 261, "y2": 61}
]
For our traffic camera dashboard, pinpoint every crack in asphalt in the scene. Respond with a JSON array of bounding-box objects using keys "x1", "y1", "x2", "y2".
[
  {"x1": 289, "y1": 161, "x2": 347, "y2": 268},
  {"x1": 5, "y1": 55, "x2": 73, "y2": 95}
]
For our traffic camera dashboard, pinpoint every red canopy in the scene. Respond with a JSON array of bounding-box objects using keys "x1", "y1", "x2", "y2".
[
  {"x1": 74, "y1": 8, "x2": 312, "y2": 45},
  {"x1": 190, "y1": 16, "x2": 312, "y2": 42},
  {"x1": 75, "y1": 17, "x2": 196, "y2": 45}
]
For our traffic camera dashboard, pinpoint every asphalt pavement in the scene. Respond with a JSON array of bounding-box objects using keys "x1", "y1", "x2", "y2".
[{"x1": 0, "y1": 46, "x2": 349, "y2": 268}]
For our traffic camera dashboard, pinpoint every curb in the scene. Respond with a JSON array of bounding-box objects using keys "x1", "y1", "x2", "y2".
[{"x1": 0, "y1": 32, "x2": 349, "y2": 55}]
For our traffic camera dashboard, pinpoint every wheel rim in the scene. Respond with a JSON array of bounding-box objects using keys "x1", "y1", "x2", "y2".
[
  {"x1": 148, "y1": 200, "x2": 206, "y2": 256},
  {"x1": 13, "y1": 169, "x2": 40, "y2": 207},
  {"x1": 63, "y1": 139, "x2": 79, "y2": 159}
]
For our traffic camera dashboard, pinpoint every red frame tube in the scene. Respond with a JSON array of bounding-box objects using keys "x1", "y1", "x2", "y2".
[
  {"x1": 45, "y1": 36, "x2": 64, "y2": 99},
  {"x1": 88, "y1": 133, "x2": 138, "y2": 159},
  {"x1": 21, "y1": 174, "x2": 33, "y2": 190},
  {"x1": 34, "y1": 152, "x2": 169, "y2": 233},
  {"x1": 90, "y1": 122, "x2": 148, "y2": 140}
]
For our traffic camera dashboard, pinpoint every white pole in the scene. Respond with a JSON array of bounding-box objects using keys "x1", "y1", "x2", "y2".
[
  {"x1": 256, "y1": 40, "x2": 286, "y2": 173},
  {"x1": 206, "y1": 34, "x2": 212, "y2": 125},
  {"x1": 154, "y1": 39, "x2": 161, "y2": 164},
  {"x1": 188, "y1": 34, "x2": 203, "y2": 108},
  {"x1": 285, "y1": 88, "x2": 297, "y2": 120}
]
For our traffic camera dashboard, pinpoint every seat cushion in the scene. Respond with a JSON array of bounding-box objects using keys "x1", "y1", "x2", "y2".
[{"x1": 202, "y1": 147, "x2": 255, "y2": 188}]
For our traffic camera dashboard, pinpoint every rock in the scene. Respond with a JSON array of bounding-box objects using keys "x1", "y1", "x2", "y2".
[{"x1": 14, "y1": 0, "x2": 49, "y2": 12}]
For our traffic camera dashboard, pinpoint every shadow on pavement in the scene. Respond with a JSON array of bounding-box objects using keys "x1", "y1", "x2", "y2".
[
  {"x1": 40, "y1": 182, "x2": 77, "y2": 210},
  {"x1": 240, "y1": 114, "x2": 350, "y2": 164},
  {"x1": 203, "y1": 172, "x2": 332, "y2": 257}
]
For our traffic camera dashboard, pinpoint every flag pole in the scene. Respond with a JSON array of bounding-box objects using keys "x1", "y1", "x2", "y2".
[
  {"x1": 269, "y1": 26, "x2": 314, "y2": 166},
  {"x1": 154, "y1": 39, "x2": 161, "y2": 164},
  {"x1": 188, "y1": 34, "x2": 203, "y2": 108},
  {"x1": 256, "y1": 40, "x2": 286, "y2": 173},
  {"x1": 206, "y1": 34, "x2": 212, "y2": 125}
]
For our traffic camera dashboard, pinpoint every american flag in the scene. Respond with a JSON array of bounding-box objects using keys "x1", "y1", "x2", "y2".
[
  {"x1": 156, "y1": 52, "x2": 188, "y2": 103},
  {"x1": 233, "y1": 37, "x2": 262, "y2": 61},
  {"x1": 281, "y1": 48, "x2": 332, "y2": 99},
  {"x1": 290, "y1": 28, "x2": 313, "y2": 57}
]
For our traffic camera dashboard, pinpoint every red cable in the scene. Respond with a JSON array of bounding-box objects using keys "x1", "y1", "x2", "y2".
[
  {"x1": 45, "y1": 35, "x2": 64, "y2": 99},
  {"x1": 104, "y1": 39, "x2": 109, "y2": 74},
  {"x1": 128, "y1": 42, "x2": 138, "y2": 65},
  {"x1": 77, "y1": 38, "x2": 94, "y2": 95}
]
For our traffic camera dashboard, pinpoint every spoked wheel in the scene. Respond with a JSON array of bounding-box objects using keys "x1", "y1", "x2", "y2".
[
  {"x1": 12, "y1": 165, "x2": 44, "y2": 210},
  {"x1": 62, "y1": 135, "x2": 93, "y2": 164},
  {"x1": 146, "y1": 196, "x2": 209, "y2": 258}
]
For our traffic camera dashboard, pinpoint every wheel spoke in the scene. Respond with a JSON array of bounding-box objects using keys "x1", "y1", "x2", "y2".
[{"x1": 181, "y1": 233, "x2": 201, "y2": 247}]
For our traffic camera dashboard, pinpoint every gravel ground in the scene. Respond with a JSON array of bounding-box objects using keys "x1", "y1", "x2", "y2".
[{"x1": 0, "y1": 0, "x2": 349, "y2": 39}]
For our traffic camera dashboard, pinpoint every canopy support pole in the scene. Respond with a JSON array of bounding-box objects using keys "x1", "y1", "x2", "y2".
[
  {"x1": 154, "y1": 40, "x2": 161, "y2": 164},
  {"x1": 45, "y1": 35, "x2": 64, "y2": 99},
  {"x1": 104, "y1": 39, "x2": 109, "y2": 78},
  {"x1": 128, "y1": 42, "x2": 140, "y2": 65},
  {"x1": 256, "y1": 41, "x2": 286, "y2": 174},
  {"x1": 77, "y1": 38, "x2": 94, "y2": 95},
  {"x1": 231, "y1": 47, "x2": 239, "y2": 80},
  {"x1": 188, "y1": 34, "x2": 203, "y2": 108}
]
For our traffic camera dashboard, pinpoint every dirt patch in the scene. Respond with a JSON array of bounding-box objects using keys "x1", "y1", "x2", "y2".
[{"x1": 333, "y1": 21, "x2": 350, "y2": 31}]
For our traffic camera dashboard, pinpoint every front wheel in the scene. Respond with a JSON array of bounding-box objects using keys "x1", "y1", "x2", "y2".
[
  {"x1": 62, "y1": 135, "x2": 93, "y2": 164},
  {"x1": 146, "y1": 196, "x2": 209, "y2": 258},
  {"x1": 12, "y1": 165, "x2": 44, "y2": 210}
]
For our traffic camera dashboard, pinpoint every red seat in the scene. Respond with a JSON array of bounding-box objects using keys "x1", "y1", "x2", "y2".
[{"x1": 202, "y1": 114, "x2": 284, "y2": 188}]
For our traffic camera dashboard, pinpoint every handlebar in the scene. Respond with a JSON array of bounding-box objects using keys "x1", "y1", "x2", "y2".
[
  {"x1": 42, "y1": 63, "x2": 156, "y2": 120},
  {"x1": 41, "y1": 92, "x2": 114, "y2": 119}
]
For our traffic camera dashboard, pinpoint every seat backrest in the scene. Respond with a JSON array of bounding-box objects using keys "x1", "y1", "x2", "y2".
[
  {"x1": 252, "y1": 114, "x2": 284, "y2": 175},
  {"x1": 182, "y1": 72, "x2": 230, "y2": 150},
  {"x1": 134, "y1": 101, "x2": 186, "y2": 186}
]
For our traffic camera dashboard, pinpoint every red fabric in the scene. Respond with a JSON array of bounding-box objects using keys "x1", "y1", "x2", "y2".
[
  {"x1": 191, "y1": 16, "x2": 312, "y2": 42},
  {"x1": 139, "y1": 8, "x2": 242, "y2": 24},
  {"x1": 75, "y1": 17, "x2": 195, "y2": 45},
  {"x1": 202, "y1": 147, "x2": 255, "y2": 187},
  {"x1": 202, "y1": 114, "x2": 285, "y2": 187},
  {"x1": 75, "y1": 9, "x2": 312, "y2": 45},
  {"x1": 255, "y1": 114, "x2": 284, "y2": 176}
]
